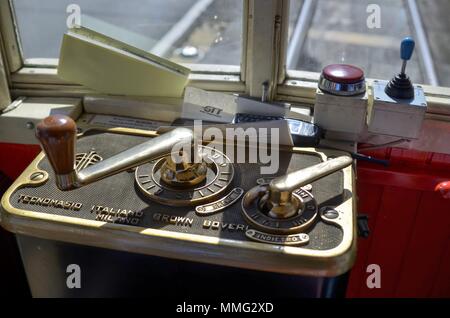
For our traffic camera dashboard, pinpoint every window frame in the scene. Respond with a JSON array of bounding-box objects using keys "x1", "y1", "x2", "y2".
[
  {"x1": 2, "y1": 0, "x2": 290, "y2": 99},
  {"x1": 0, "y1": 0, "x2": 22, "y2": 73},
  {"x1": 1, "y1": 0, "x2": 450, "y2": 119},
  {"x1": 3, "y1": 0, "x2": 253, "y2": 97},
  {"x1": 0, "y1": 37, "x2": 11, "y2": 109}
]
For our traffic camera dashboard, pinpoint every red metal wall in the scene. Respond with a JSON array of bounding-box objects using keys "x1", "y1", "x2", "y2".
[
  {"x1": 0, "y1": 143, "x2": 41, "y2": 180},
  {"x1": 347, "y1": 147, "x2": 450, "y2": 297}
]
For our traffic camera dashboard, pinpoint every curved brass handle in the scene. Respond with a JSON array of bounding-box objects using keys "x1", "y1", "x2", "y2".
[
  {"x1": 267, "y1": 156, "x2": 353, "y2": 218},
  {"x1": 36, "y1": 115, "x2": 194, "y2": 190}
]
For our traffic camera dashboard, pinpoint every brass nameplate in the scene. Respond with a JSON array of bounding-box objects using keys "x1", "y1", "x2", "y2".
[
  {"x1": 195, "y1": 187, "x2": 244, "y2": 215},
  {"x1": 90, "y1": 205, "x2": 144, "y2": 225},
  {"x1": 202, "y1": 220, "x2": 249, "y2": 232},
  {"x1": 152, "y1": 213, "x2": 194, "y2": 227},
  {"x1": 245, "y1": 229, "x2": 309, "y2": 246},
  {"x1": 17, "y1": 194, "x2": 82, "y2": 211}
]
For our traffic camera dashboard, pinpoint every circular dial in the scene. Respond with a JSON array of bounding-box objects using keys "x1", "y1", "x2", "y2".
[
  {"x1": 241, "y1": 185, "x2": 318, "y2": 234},
  {"x1": 135, "y1": 146, "x2": 234, "y2": 206}
]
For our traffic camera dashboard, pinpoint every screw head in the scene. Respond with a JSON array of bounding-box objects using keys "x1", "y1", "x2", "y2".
[
  {"x1": 321, "y1": 207, "x2": 339, "y2": 219},
  {"x1": 30, "y1": 172, "x2": 45, "y2": 181}
]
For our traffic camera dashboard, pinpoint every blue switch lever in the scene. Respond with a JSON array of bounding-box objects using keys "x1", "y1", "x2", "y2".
[
  {"x1": 401, "y1": 37, "x2": 415, "y2": 60},
  {"x1": 400, "y1": 37, "x2": 415, "y2": 74},
  {"x1": 385, "y1": 37, "x2": 416, "y2": 99}
]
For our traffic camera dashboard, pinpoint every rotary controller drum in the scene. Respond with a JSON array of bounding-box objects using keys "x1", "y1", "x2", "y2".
[{"x1": 0, "y1": 115, "x2": 356, "y2": 297}]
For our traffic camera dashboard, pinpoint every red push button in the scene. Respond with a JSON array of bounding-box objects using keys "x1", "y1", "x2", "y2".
[
  {"x1": 318, "y1": 64, "x2": 366, "y2": 96},
  {"x1": 322, "y1": 64, "x2": 365, "y2": 84}
]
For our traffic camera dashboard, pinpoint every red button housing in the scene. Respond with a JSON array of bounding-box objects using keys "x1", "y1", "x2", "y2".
[{"x1": 322, "y1": 64, "x2": 365, "y2": 84}]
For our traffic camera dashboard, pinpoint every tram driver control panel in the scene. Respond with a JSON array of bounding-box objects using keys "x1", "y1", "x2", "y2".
[{"x1": 0, "y1": 114, "x2": 356, "y2": 277}]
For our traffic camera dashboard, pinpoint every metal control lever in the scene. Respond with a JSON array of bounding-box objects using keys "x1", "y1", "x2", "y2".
[
  {"x1": 35, "y1": 115, "x2": 195, "y2": 190},
  {"x1": 266, "y1": 156, "x2": 353, "y2": 218},
  {"x1": 385, "y1": 37, "x2": 416, "y2": 99},
  {"x1": 242, "y1": 155, "x2": 353, "y2": 232}
]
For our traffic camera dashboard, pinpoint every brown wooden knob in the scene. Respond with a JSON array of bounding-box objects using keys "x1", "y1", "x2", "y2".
[{"x1": 36, "y1": 115, "x2": 77, "y2": 175}]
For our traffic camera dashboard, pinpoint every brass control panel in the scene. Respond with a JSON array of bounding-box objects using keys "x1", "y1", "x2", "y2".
[{"x1": 0, "y1": 115, "x2": 356, "y2": 277}]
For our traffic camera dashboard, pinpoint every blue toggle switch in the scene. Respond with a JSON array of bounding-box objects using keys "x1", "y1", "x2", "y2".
[
  {"x1": 401, "y1": 37, "x2": 415, "y2": 61},
  {"x1": 385, "y1": 37, "x2": 416, "y2": 99}
]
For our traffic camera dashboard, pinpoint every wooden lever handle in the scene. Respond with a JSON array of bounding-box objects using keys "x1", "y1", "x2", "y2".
[{"x1": 35, "y1": 115, "x2": 77, "y2": 175}]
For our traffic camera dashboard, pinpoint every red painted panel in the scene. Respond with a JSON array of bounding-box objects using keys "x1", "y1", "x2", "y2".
[
  {"x1": 395, "y1": 192, "x2": 450, "y2": 297},
  {"x1": 358, "y1": 186, "x2": 422, "y2": 297},
  {"x1": 431, "y1": 240, "x2": 450, "y2": 297},
  {"x1": 430, "y1": 153, "x2": 450, "y2": 169},
  {"x1": 389, "y1": 148, "x2": 430, "y2": 166},
  {"x1": 0, "y1": 143, "x2": 41, "y2": 180},
  {"x1": 346, "y1": 183, "x2": 384, "y2": 297},
  {"x1": 347, "y1": 147, "x2": 450, "y2": 298},
  {"x1": 357, "y1": 167, "x2": 449, "y2": 192}
]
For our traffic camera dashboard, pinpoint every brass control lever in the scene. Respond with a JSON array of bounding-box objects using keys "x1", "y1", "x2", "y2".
[
  {"x1": 36, "y1": 115, "x2": 196, "y2": 190},
  {"x1": 242, "y1": 156, "x2": 353, "y2": 234},
  {"x1": 267, "y1": 156, "x2": 353, "y2": 218}
]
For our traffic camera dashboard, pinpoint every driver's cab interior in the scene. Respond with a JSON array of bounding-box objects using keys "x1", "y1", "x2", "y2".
[{"x1": 0, "y1": 0, "x2": 449, "y2": 299}]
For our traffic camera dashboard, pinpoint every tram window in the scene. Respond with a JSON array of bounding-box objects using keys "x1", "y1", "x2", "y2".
[
  {"x1": 287, "y1": 0, "x2": 450, "y2": 87},
  {"x1": 12, "y1": 0, "x2": 243, "y2": 67}
]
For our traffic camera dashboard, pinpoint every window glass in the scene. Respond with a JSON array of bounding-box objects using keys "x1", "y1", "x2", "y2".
[
  {"x1": 288, "y1": 0, "x2": 450, "y2": 87},
  {"x1": 12, "y1": 0, "x2": 243, "y2": 66}
]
